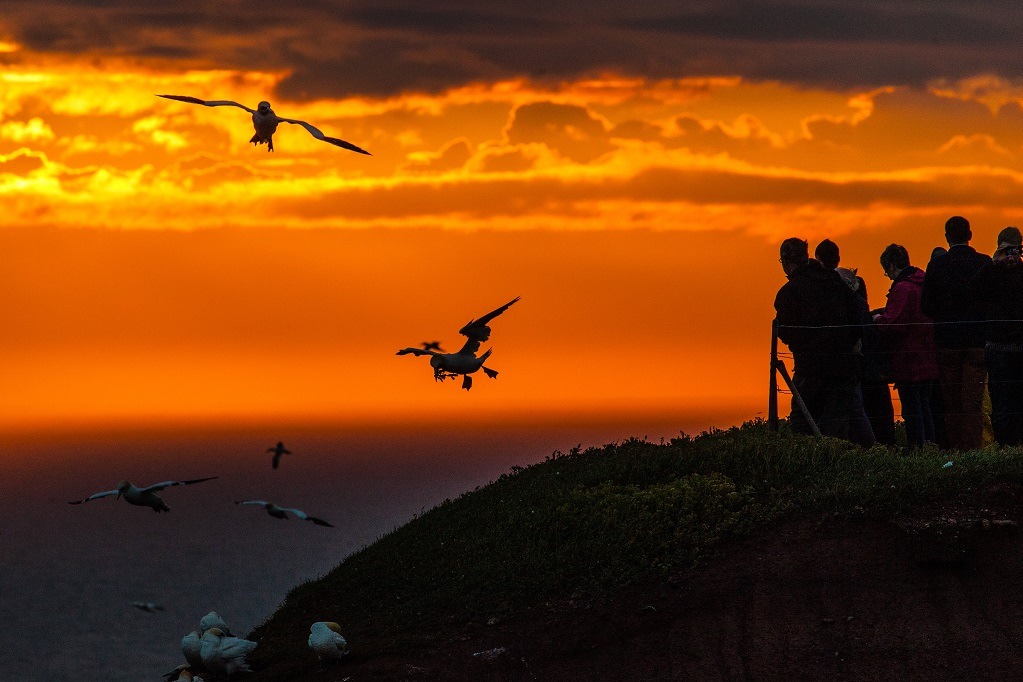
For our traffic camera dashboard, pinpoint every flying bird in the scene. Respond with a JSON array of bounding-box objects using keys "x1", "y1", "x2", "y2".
[
  {"x1": 129, "y1": 601, "x2": 165, "y2": 613},
  {"x1": 397, "y1": 297, "x2": 519, "y2": 390},
  {"x1": 68, "y1": 477, "x2": 217, "y2": 512},
  {"x1": 155, "y1": 95, "x2": 371, "y2": 155},
  {"x1": 308, "y1": 621, "x2": 349, "y2": 669},
  {"x1": 421, "y1": 341, "x2": 444, "y2": 352},
  {"x1": 266, "y1": 441, "x2": 291, "y2": 469},
  {"x1": 199, "y1": 628, "x2": 257, "y2": 677},
  {"x1": 234, "y1": 500, "x2": 334, "y2": 527}
]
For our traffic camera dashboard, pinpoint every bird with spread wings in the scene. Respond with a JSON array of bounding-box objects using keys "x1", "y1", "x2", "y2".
[
  {"x1": 156, "y1": 95, "x2": 371, "y2": 155},
  {"x1": 68, "y1": 477, "x2": 218, "y2": 512},
  {"x1": 397, "y1": 297, "x2": 519, "y2": 391}
]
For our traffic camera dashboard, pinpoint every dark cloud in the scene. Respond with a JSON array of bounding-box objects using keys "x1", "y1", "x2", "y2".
[
  {"x1": 505, "y1": 102, "x2": 613, "y2": 163},
  {"x1": 6, "y1": 1, "x2": 1023, "y2": 97}
]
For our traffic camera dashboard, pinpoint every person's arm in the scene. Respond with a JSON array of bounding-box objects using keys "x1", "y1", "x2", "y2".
[{"x1": 875, "y1": 282, "x2": 912, "y2": 328}]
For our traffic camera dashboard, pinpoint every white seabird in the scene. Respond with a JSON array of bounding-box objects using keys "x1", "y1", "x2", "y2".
[
  {"x1": 199, "y1": 628, "x2": 257, "y2": 677},
  {"x1": 68, "y1": 477, "x2": 217, "y2": 512},
  {"x1": 199, "y1": 611, "x2": 233, "y2": 637},
  {"x1": 266, "y1": 441, "x2": 290, "y2": 470},
  {"x1": 163, "y1": 664, "x2": 204, "y2": 682},
  {"x1": 156, "y1": 94, "x2": 371, "y2": 155},
  {"x1": 397, "y1": 297, "x2": 520, "y2": 390},
  {"x1": 181, "y1": 631, "x2": 205, "y2": 670},
  {"x1": 308, "y1": 621, "x2": 349, "y2": 669},
  {"x1": 235, "y1": 500, "x2": 334, "y2": 527}
]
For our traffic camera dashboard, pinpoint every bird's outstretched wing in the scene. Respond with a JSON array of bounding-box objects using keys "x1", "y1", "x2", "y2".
[
  {"x1": 156, "y1": 94, "x2": 256, "y2": 114},
  {"x1": 235, "y1": 500, "x2": 270, "y2": 507},
  {"x1": 396, "y1": 347, "x2": 437, "y2": 357},
  {"x1": 457, "y1": 297, "x2": 520, "y2": 350},
  {"x1": 280, "y1": 507, "x2": 334, "y2": 527},
  {"x1": 68, "y1": 489, "x2": 119, "y2": 504},
  {"x1": 140, "y1": 476, "x2": 218, "y2": 494},
  {"x1": 277, "y1": 117, "x2": 371, "y2": 155}
]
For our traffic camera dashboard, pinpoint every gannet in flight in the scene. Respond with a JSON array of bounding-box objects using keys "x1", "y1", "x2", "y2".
[
  {"x1": 421, "y1": 341, "x2": 444, "y2": 352},
  {"x1": 199, "y1": 628, "x2": 257, "y2": 677},
  {"x1": 155, "y1": 95, "x2": 371, "y2": 155},
  {"x1": 397, "y1": 297, "x2": 519, "y2": 390},
  {"x1": 129, "y1": 601, "x2": 166, "y2": 613},
  {"x1": 308, "y1": 621, "x2": 349, "y2": 669},
  {"x1": 68, "y1": 477, "x2": 217, "y2": 512},
  {"x1": 266, "y1": 441, "x2": 290, "y2": 470},
  {"x1": 235, "y1": 500, "x2": 334, "y2": 527}
]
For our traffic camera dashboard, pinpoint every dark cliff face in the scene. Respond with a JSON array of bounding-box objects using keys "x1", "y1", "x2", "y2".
[{"x1": 246, "y1": 489, "x2": 1023, "y2": 681}]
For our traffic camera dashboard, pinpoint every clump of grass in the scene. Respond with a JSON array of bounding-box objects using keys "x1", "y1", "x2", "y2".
[{"x1": 249, "y1": 421, "x2": 1023, "y2": 666}]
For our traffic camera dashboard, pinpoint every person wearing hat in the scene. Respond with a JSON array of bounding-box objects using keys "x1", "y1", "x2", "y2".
[{"x1": 974, "y1": 226, "x2": 1023, "y2": 446}]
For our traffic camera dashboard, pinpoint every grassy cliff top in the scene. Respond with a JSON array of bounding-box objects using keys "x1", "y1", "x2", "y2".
[{"x1": 245, "y1": 421, "x2": 1023, "y2": 677}]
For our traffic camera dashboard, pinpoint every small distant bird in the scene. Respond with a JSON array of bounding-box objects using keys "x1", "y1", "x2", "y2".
[
  {"x1": 156, "y1": 95, "x2": 371, "y2": 155},
  {"x1": 68, "y1": 477, "x2": 217, "y2": 512},
  {"x1": 199, "y1": 628, "x2": 257, "y2": 677},
  {"x1": 129, "y1": 601, "x2": 165, "y2": 613},
  {"x1": 397, "y1": 297, "x2": 520, "y2": 390},
  {"x1": 421, "y1": 341, "x2": 444, "y2": 352},
  {"x1": 267, "y1": 441, "x2": 290, "y2": 470},
  {"x1": 308, "y1": 621, "x2": 349, "y2": 669},
  {"x1": 181, "y1": 631, "x2": 205, "y2": 670},
  {"x1": 235, "y1": 500, "x2": 334, "y2": 527},
  {"x1": 199, "y1": 611, "x2": 233, "y2": 637}
]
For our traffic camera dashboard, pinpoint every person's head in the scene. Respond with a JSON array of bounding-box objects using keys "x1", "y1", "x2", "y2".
[
  {"x1": 994, "y1": 226, "x2": 1023, "y2": 263},
  {"x1": 814, "y1": 239, "x2": 840, "y2": 270},
  {"x1": 880, "y1": 243, "x2": 911, "y2": 279},
  {"x1": 945, "y1": 215, "x2": 972, "y2": 246},
  {"x1": 779, "y1": 238, "x2": 809, "y2": 275},
  {"x1": 930, "y1": 246, "x2": 947, "y2": 263}
]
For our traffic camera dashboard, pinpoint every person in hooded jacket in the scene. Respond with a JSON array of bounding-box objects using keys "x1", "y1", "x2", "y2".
[
  {"x1": 974, "y1": 227, "x2": 1023, "y2": 446},
  {"x1": 775, "y1": 238, "x2": 862, "y2": 439},
  {"x1": 874, "y1": 244, "x2": 939, "y2": 449}
]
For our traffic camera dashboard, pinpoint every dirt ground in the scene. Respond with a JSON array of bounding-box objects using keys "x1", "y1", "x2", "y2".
[{"x1": 251, "y1": 485, "x2": 1023, "y2": 681}]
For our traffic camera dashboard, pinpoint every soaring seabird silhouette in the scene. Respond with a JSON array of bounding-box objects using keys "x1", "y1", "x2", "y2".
[
  {"x1": 397, "y1": 297, "x2": 519, "y2": 390},
  {"x1": 266, "y1": 441, "x2": 290, "y2": 469},
  {"x1": 234, "y1": 500, "x2": 334, "y2": 526},
  {"x1": 421, "y1": 341, "x2": 444, "y2": 352},
  {"x1": 130, "y1": 601, "x2": 166, "y2": 613},
  {"x1": 68, "y1": 477, "x2": 217, "y2": 512},
  {"x1": 155, "y1": 95, "x2": 371, "y2": 155}
]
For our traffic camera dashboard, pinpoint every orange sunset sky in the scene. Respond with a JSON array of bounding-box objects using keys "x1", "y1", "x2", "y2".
[{"x1": 3, "y1": 2, "x2": 1023, "y2": 429}]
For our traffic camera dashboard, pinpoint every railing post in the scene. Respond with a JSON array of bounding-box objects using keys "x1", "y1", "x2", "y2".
[{"x1": 769, "y1": 318, "x2": 779, "y2": 431}]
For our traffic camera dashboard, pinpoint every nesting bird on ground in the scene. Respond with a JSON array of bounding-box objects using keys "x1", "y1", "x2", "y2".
[
  {"x1": 129, "y1": 601, "x2": 165, "y2": 613},
  {"x1": 156, "y1": 95, "x2": 371, "y2": 155},
  {"x1": 199, "y1": 628, "x2": 257, "y2": 677},
  {"x1": 266, "y1": 441, "x2": 290, "y2": 470},
  {"x1": 308, "y1": 621, "x2": 349, "y2": 669},
  {"x1": 199, "y1": 611, "x2": 233, "y2": 637},
  {"x1": 397, "y1": 297, "x2": 520, "y2": 390},
  {"x1": 163, "y1": 665, "x2": 204, "y2": 682},
  {"x1": 235, "y1": 500, "x2": 334, "y2": 526},
  {"x1": 68, "y1": 477, "x2": 217, "y2": 512},
  {"x1": 181, "y1": 631, "x2": 205, "y2": 670}
]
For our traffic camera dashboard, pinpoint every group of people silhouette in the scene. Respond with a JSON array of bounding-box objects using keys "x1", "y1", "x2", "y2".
[{"x1": 774, "y1": 216, "x2": 1023, "y2": 451}]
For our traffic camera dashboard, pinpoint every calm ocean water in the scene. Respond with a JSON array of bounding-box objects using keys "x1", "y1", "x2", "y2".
[{"x1": 0, "y1": 416, "x2": 718, "y2": 681}]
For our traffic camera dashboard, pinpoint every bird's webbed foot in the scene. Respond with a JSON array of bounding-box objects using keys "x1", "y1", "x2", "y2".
[
  {"x1": 462, "y1": 375, "x2": 473, "y2": 390},
  {"x1": 433, "y1": 368, "x2": 459, "y2": 382},
  {"x1": 267, "y1": 137, "x2": 274, "y2": 152},
  {"x1": 482, "y1": 366, "x2": 498, "y2": 379}
]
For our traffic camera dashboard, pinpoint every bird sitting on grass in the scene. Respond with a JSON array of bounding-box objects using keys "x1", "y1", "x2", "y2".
[
  {"x1": 199, "y1": 628, "x2": 257, "y2": 678},
  {"x1": 397, "y1": 297, "x2": 519, "y2": 390},
  {"x1": 308, "y1": 621, "x2": 349, "y2": 669}
]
